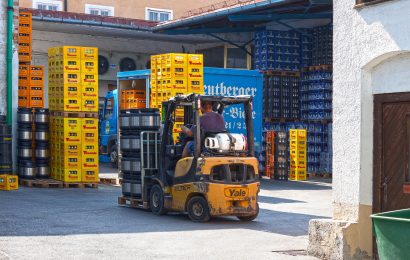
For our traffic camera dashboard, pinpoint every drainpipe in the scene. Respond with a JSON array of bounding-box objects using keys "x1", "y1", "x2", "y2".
[{"x1": 6, "y1": 0, "x2": 13, "y2": 126}]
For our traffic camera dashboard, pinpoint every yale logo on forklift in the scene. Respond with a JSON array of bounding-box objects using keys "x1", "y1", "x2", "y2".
[{"x1": 224, "y1": 188, "x2": 248, "y2": 200}]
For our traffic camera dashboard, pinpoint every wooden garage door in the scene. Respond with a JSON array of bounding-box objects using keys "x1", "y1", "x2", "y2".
[{"x1": 374, "y1": 93, "x2": 410, "y2": 213}]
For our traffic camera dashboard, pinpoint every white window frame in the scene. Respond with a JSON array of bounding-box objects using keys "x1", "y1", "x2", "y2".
[
  {"x1": 33, "y1": 0, "x2": 63, "y2": 11},
  {"x1": 145, "y1": 7, "x2": 173, "y2": 22},
  {"x1": 85, "y1": 4, "x2": 114, "y2": 16}
]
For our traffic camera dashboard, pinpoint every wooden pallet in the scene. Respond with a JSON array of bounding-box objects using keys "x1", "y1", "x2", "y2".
[
  {"x1": 308, "y1": 172, "x2": 332, "y2": 178},
  {"x1": 19, "y1": 178, "x2": 63, "y2": 188},
  {"x1": 50, "y1": 111, "x2": 98, "y2": 118},
  {"x1": 262, "y1": 70, "x2": 300, "y2": 77},
  {"x1": 19, "y1": 178, "x2": 98, "y2": 188},
  {"x1": 62, "y1": 182, "x2": 98, "y2": 188},
  {"x1": 118, "y1": 196, "x2": 145, "y2": 208},
  {"x1": 99, "y1": 177, "x2": 118, "y2": 185}
]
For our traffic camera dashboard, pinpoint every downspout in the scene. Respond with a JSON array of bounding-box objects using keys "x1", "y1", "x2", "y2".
[{"x1": 6, "y1": 0, "x2": 13, "y2": 126}]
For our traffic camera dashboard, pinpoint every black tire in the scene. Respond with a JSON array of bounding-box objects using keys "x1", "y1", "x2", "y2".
[
  {"x1": 150, "y1": 185, "x2": 167, "y2": 215},
  {"x1": 110, "y1": 145, "x2": 118, "y2": 168},
  {"x1": 187, "y1": 196, "x2": 211, "y2": 222},
  {"x1": 237, "y1": 203, "x2": 259, "y2": 222}
]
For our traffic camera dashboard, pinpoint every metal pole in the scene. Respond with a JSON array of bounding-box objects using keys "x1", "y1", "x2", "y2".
[{"x1": 6, "y1": 0, "x2": 14, "y2": 125}]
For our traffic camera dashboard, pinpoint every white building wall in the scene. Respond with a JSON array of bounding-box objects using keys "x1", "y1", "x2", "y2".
[
  {"x1": 333, "y1": 0, "x2": 410, "y2": 219},
  {"x1": 309, "y1": 0, "x2": 410, "y2": 258}
]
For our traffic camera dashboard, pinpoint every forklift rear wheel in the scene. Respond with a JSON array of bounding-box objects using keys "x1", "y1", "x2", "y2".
[
  {"x1": 150, "y1": 185, "x2": 167, "y2": 215},
  {"x1": 110, "y1": 145, "x2": 118, "y2": 168},
  {"x1": 237, "y1": 204, "x2": 259, "y2": 222},
  {"x1": 187, "y1": 196, "x2": 210, "y2": 222}
]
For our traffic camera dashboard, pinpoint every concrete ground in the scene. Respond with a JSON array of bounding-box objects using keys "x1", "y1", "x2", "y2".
[{"x1": 0, "y1": 167, "x2": 332, "y2": 260}]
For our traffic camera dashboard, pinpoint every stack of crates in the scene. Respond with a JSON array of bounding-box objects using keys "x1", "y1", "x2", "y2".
[
  {"x1": 48, "y1": 46, "x2": 99, "y2": 112},
  {"x1": 48, "y1": 46, "x2": 99, "y2": 183},
  {"x1": 265, "y1": 130, "x2": 274, "y2": 178},
  {"x1": 274, "y1": 131, "x2": 288, "y2": 180},
  {"x1": 289, "y1": 129, "x2": 307, "y2": 181},
  {"x1": 50, "y1": 116, "x2": 99, "y2": 183},
  {"x1": 18, "y1": 12, "x2": 45, "y2": 109},
  {"x1": 150, "y1": 53, "x2": 204, "y2": 141},
  {"x1": 0, "y1": 175, "x2": 18, "y2": 191}
]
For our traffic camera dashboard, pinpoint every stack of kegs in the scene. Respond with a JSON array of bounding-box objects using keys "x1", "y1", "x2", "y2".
[
  {"x1": 119, "y1": 108, "x2": 160, "y2": 198},
  {"x1": 17, "y1": 108, "x2": 50, "y2": 178},
  {"x1": 17, "y1": 108, "x2": 36, "y2": 178},
  {"x1": 34, "y1": 109, "x2": 50, "y2": 178},
  {"x1": 0, "y1": 115, "x2": 12, "y2": 174}
]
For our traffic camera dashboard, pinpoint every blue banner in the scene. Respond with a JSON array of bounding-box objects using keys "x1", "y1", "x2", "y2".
[{"x1": 204, "y1": 68, "x2": 263, "y2": 152}]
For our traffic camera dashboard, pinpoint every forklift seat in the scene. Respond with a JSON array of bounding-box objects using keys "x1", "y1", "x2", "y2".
[{"x1": 174, "y1": 157, "x2": 194, "y2": 178}]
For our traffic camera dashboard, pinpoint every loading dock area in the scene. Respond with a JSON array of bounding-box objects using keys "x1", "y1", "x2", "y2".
[{"x1": 0, "y1": 178, "x2": 331, "y2": 259}]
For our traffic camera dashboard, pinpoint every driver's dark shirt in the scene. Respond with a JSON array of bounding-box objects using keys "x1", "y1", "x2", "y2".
[{"x1": 200, "y1": 111, "x2": 226, "y2": 133}]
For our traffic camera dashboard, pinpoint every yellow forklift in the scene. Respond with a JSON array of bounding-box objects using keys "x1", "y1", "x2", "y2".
[{"x1": 122, "y1": 94, "x2": 260, "y2": 222}]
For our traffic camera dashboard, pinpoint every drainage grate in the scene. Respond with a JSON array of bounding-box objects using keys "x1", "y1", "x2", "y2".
[{"x1": 271, "y1": 250, "x2": 307, "y2": 256}]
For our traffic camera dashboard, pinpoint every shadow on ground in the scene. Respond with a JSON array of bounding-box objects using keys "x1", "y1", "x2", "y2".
[{"x1": 0, "y1": 181, "x2": 330, "y2": 238}]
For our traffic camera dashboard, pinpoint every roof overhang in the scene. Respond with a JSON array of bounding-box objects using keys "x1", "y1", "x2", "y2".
[
  {"x1": 23, "y1": 8, "x2": 217, "y2": 43},
  {"x1": 153, "y1": 0, "x2": 332, "y2": 35}
]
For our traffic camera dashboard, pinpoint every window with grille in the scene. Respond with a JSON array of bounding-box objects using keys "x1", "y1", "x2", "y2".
[
  {"x1": 146, "y1": 8, "x2": 173, "y2": 22},
  {"x1": 33, "y1": 0, "x2": 62, "y2": 11},
  {"x1": 85, "y1": 4, "x2": 114, "y2": 16}
]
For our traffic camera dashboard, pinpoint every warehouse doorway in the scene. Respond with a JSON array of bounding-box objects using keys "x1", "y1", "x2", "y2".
[{"x1": 373, "y1": 92, "x2": 410, "y2": 213}]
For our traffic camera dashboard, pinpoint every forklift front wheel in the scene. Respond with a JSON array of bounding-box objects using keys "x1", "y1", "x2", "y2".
[
  {"x1": 187, "y1": 196, "x2": 211, "y2": 222},
  {"x1": 150, "y1": 185, "x2": 167, "y2": 215},
  {"x1": 110, "y1": 145, "x2": 118, "y2": 168}
]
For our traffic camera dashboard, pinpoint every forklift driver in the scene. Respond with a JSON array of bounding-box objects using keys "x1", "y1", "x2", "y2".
[{"x1": 181, "y1": 100, "x2": 226, "y2": 158}]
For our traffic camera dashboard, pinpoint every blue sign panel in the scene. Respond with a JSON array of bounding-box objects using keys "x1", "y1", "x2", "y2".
[{"x1": 203, "y1": 68, "x2": 263, "y2": 152}]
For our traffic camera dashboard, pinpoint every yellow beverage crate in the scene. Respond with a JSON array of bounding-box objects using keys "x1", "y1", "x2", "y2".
[
  {"x1": 81, "y1": 60, "x2": 98, "y2": 74},
  {"x1": 188, "y1": 54, "x2": 204, "y2": 67},
  {"x1": 151, "y1": 55, "x2": 161, "y2": 68},
  {"x1": 82, "y1": 130, "x2": 98, "y2": 143},
  {"x1": 81, "y1": 47, "x2": 98, "y2": 60},
  {"x1": 63, "y1": 85, "x2": 81, "y2": 98},
  {"x1": 61, "y1": 46, "x2": 81, "y2": 60},
  {"x1": 59, "y1": 59, "x2": 81, "y2": 73},
  {"x1": 172, "y1": 133, "x2": 180, "y2": 143},
  {"x1": 289, "y1": 169, "x2": 307, "y2": 181},
  {"x1": 161, "y1": 78, "x2": 187, "y2": 92},
  {"x1": 188, "y1": 66, "x2": 204, "y2": 79},
  {"x1": 82, "y1": 97, "x2": 99, "y2": 112},
  {"x1": 290, "y1": 129, "x2": 307, "y2": 140},
  {"x1": 82, "y1": 155, "x2": 98, "y2": 169},
  {"x1": 62, "y1": 117, "x2": 82, "y2": 132},
  {"x1": 161, "y1": 66, "x2": 187, "y2": 79},
  {"x1": 62, "y1": 155, "x2": 82, "y2": 169},
  {"x1": 80, "y1": 73, "x2": 98, "y2": 86},
  {"x1": 60, "y1": 168, "x2": 81, "y2": 183},
  {"x1": 290, "y1": 149, "x2": 306, "y2": 160},
  {"x1": 187, "y1": 78, "x2": 204, "y2": 93},
  {"x1": 81, "y1": 85, "x2": 98, "y2": 98},
  {"x1": 62, "y1": 72, "x2": 81, "y2": 85},
  {"x1": 290, "y1": 140, "x2": 306, "y2": 151},
  {"x1": 18, "y1": 22, "x2": 32, "y2": 34},
  {"x1": 82, "y1": 168, "x2": 99, "y2": 183},
  {"x1": 62, "y1": 142, "x2": 81, "y2": 157},
  {"x1": 48, "y1": 46, "x2": 58, "y2": 60},
  {"x1": 82, "y1": 118, "x2": 98, "y2": 131},
  {"x1": 0, "y1": 175, "x2": 18, "y2": 191},
  {"x1": 82, "y1": 143, "x2": 98, "y2": 156},
  {"x1": 62, "y1": 98, "x2": 81, "y2": 111},
  {"x1": 161, "y1": 53, "x2": 187, "y2": 67},
  {"x1": 290, "y1": 159, "x2": 307, "y2": 169},
  {"x1": 60, "y1": 129, "x2": 81, "y2": 143}
]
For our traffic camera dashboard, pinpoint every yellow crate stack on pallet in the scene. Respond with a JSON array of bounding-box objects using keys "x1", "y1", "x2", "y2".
[
  {"x1": 48, "y1": 46, "x2": 99, "y2": 183},
  {"x1": 150, "y1": 53, "x2": 204, "y2": 141},
  {"x1": 289, "y1": 129, "x2": 307, "y2": 181}
]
